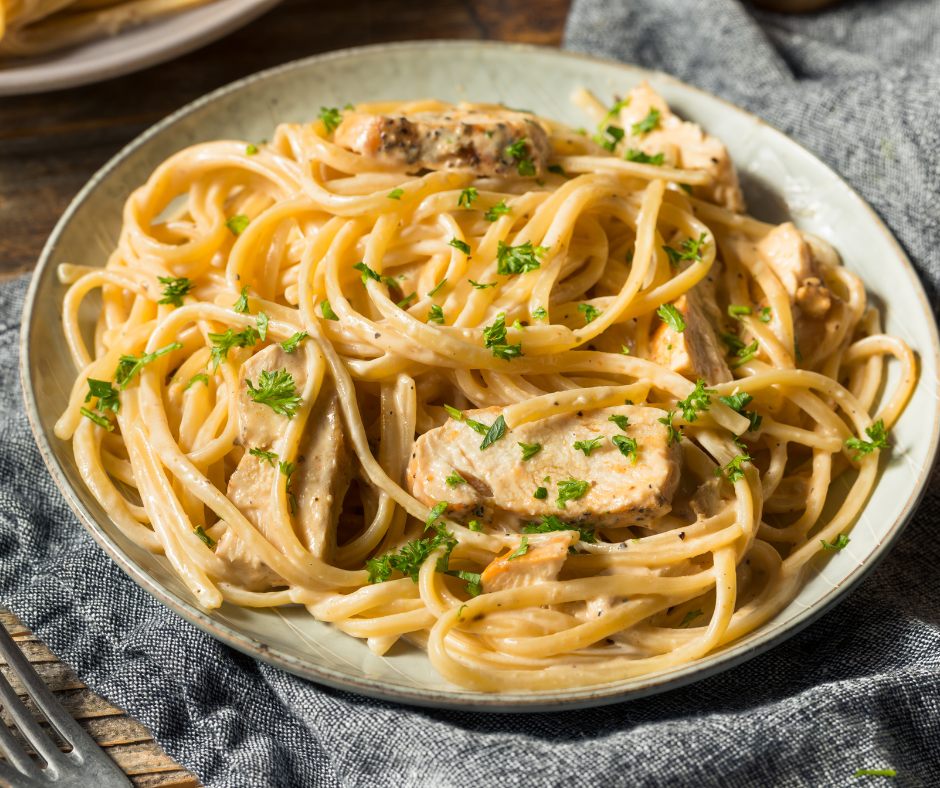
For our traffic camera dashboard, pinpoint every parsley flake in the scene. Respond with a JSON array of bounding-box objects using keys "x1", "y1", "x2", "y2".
[
  {"x1": 507, "y1": 536, "x2": 529, "y2": 561},
  {"x1": 727, "y1": 304, "x2": 752, "y2": 321},
  {"x1": 157, "y1": 276, "x2": 194, "y2": 307},
  {"x1": 624, "y1": 149, "x2": 664, "y2": 165},
  {"x1": 678, "y1": 609, "x2": 704, "y2": 628},
  {"x1": 184, "y1": 373, "x2": 209, "y2": 391},
  {"x1": 193, "y1": 525, "x2": 216, "y2": 548},
  {"x1": 759, "y1": 306, "x2": 772, "y2": 323},
  {"x1": 821, "y1": 534, "x2": 850, "y2": 550},
  {"x1": 677, "y1": 380, "x2": 716, "y2": 422},
  {"x1": 631, "y1": 108, "x2": 661, "y2": 135},
  {"x1": 320, "y1": 300, "x2": 339, "y2": 320},
  {"x1": 387, "y1": 188, "x2": 404, "y2": 200},
  {"x1": 445, "y1": 470, "x2": 467, "y2": 489},
  {"x1": 532, "y1": 306, "x2": 547, "y2": 321},
  {"x1": 573, "y1": 435, "x2": 605, "y2": 457},
  {"x1": 85, "y1": 378, "x2": 120, "y2": 413},
  {"x1": 246, "y1": 368, "x2": 302, "y2": 418},
  {"x1": 444, "y1": 404, "x2": 463, "y2": 420},
  {"x1": 518, "y1": 442, "x2": 542, "y2": 461},
  {"x1": 225, "y1": 215, "x2": 249, "y2": 235},
  {"x1": 578, "y1": 303, "x2": 602, "y2": 324},
  {"x1": 484, "y1": 200, "x2": 511, "y2": 222},
  {"x1": 318, "y1": 106, "x2": 342, "y2": 133},
  {"x1": 80, "y1": 407, "x2": 113, "y2": 431},
  {"x1": 524, "y1": 513, "x2": 596, "y2": 544},
  {"x1": 115, "y1": 342, "x2": 183, "y2": 389},
  {"x1": 715, "y1": 454, "x2": 751, "y2": 484},
  {"x1": 556, "y1": 477, "x2": 590, "y2": 509},
  {"x1": 448, "y1": 238, "x2": 471, "y2": 255},
  {"x1": 662, "y1": 232, "x2": 707, "y2": 267},
  {"x1": 533, "y1": 487, "x2": 548, "y2": 499},
  {"x1": 496, "y1": 240, "x2": 549, "y2": 276},
  {"x1": 608, "y1": 414, "x2": 630, "y2": 430},
  {"x1": 480, "y1": 415, "x2": 506, "y2": 450},
  {"x1": 657, "y1": 303, "x2": 686, "y2": 333},
  {"x1": 458, "y1": 187, "x2": 478, "y2": 208},
  {"x1": 612, "y1": 435, "x2": 638, "y2": 464},
  {"x1": 845, "y1": 419, "x2": 889, "y2": 458},
  {"x1": 249, "y1": 447, "x2": 278, "y2": 467},
  {"x1": 427, "y1": 305, "x2": 445, "y2": 324},
  {"x1": 469, "y1": 279, "x2": 496, "y2": 289},
  {"x1": 233, "y1": 286, "x2": 250, "y2": 314}
]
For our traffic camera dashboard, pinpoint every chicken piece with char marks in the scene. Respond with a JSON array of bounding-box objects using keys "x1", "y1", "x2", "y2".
[
  {"x1": 408, "y1": 405, "x2": 683, "y2": 531},
  {"x1": 333, "y1": 109, "x2": 553, "y2": 178}
]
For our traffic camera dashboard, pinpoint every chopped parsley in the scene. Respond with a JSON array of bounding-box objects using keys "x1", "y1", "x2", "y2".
[
  {"x1": 676, "y1": 380, "x2": 716, "y2": 422},
  {"x1": 658, "y1": 409, "x2": 681, "y2": 445},
  {"x1": 593, "y1": 124, "x2": 625, "y2": 152},
  {"x1": 233, "y1": 286, "x2": 250, "y2": 314},
  {"x1": 280, "y1": 331, "x2": 308, "y2": 353},
  {"x1": 483, "y1": 313, "x2": 508, "y2": 348},
  {"x1": 556, "y1": 477, "x2": 590, "y2": 509},
  {"x1": 512, "y1": 319, "x2": 525, "y2": 331},
  {"x1": 524, "y1": 513, "x2": 596, "y2": 544},
  {"x1": 318, "y1": 106, "x2": 342, "y2": 133},
  {"x1": 427, "y1": 279, "x2": 447, "y2": 297},
  {"x1": 245, "y1": 368, "x2": 302, "y2": 418},
  {"x1": 496, "y1": 240, "x2": 549, "y2": 276},
  {"x1": 426, "y1": 501, "x2": 449, "y2": 535},
  {"x1": 759, "y1": 306, "x2": 772, "y2": 323},
  {"x1": 727, "y1": 304, "x2": 752, "y2": 321},
  {"x1": 622, "y1": 345, "x2": 631, "y2": 355},
  {"x1": 445, "y1": 470, "x2": 467, "y2": 489},
  {"x1": 85, "y1": 378, "x2": 120, "y2": 413},
  {"x1": 518, "y1": 441, "x2": 542, "y2": 461},
  {"x1": 492, "y1": 343, "x2": 524, "y2": 361},
  {"x1": 464, "y1": 417, "x2": 489, "y2": 436},
  {"x1": 387, "y1": 188, "x2": 404, "y2": 200},
  {"x1": 366, "y1": 531, "x2": 457, "y2": 584},
  {"x1": 468, "y1": 520, "x2": 483, "y2": 532},
  {"x1": 157, "y1": 276, "x2": 194, "y2": 307},
  {"x1": 184, "y1": 373, "x2": 209, "y2": 391},
  {"x1": 719, "y1": 392, "x2": 762, "y2": 432},
  {"x1": 353, "y1": 261, "x2": 394, "y2": 288},
  {"x1": 246, "y1": 144, "x2": 259, "y2": 155},
  {"x1": 657, "y1": 303, "x2": 686, "y2": 333},
  {"x1": 115, "y1": 342, "x2": 183, "y2": 388},
  {"x1": 320, "y1": 299, "x2": 339, "y2": 320},
  {"x1": 444, "y1": 404, "x2": 463, "y2": 420},
  {"x1": 532, "y1": 306, "x2": 547, "y2": 321},
  {"x1": 469, "y1": 279, "x2": 496, "y2": 289},
  {"x1": 458, "y1": 187, "x2": 478, "y2": 208},
  {"x1": 225, "y1": 215, "x2": 250, "y2": 235},
  {"x1": 208, "y1": 328, "x2": 258, "y2": 372},
  {"x1": 624, "y1": 149, "x2": 664, "y2": 165},
  {"x1": 795, "y1": 342, "x2": 803, "y2": 363},
  {"x1": 517, "y1": 158, "x2": 536, "y2": 176},
  {"x1": 601, "y1": 97, "x2": 630, "y2": 126},
  {"x1": 397, "y1": 293, "x2": 416, "y2": 308},
  {"x1": 80, "y1": 407, "x2": 113, "y2": 431},
  {"x1": 249, "y1": 447, "x2": 278, "y2": 467},
  {"x1": 448, "y1": 238, "x2": 471, "y2": 255},
  {"x1": 821, "y1": 534, "x2": 850, "y2": 550},
  {"x1": 678, "y1": 609, "x2": 704, "y2": 628},
  {"x1": 193, "y1": 525, "x2": 216, "y2": 548},
  {"x1": 730, "y1": 339, "x2": 759, "y2": 369},
  {"x1": 662, "y1": 232, "x2": 707, "y2": 267},
  {"x1": 427, "y1": 305, "x2": 445, "y2": 324},
  {"x1": 679, "y1": 183, "x2": 693, "y2": 195},
  {"x1": 715, "y1": 454, "x2": 751, "y2": 484},
  {"x1": 548, "y1": 164, "x2": 568, "y2": 178},
  {"x1": 608, "y1": 414, "x2": 630, "y2": 431},
  {"x1": 631, "y1": 108, "x2": 661, "y2": 135},
  {"x1": 256, "y1": 312, "x2": 269, "y2": 341},
  {"x1": 484, "y1": 199, "x2": 512, "y2": 222},
  {"x1": 480, "y1": 415, "x2": 506, "y2": 450},
  {"x1": 578, "y1": 303, "x2": 602, "y2": 324},
  {"x1": 573, "y1": 435, "x2": 605, "y2": 457},
  {"x1": 507, "y1": 536, "x2": 529, "y2": 561},
  {"x1": 612, "y1": 435, "x2": 638, "y2": 464},
  {"x1": 533, "y1": 487, "x2": 547, "y2": 499},
  {"x1": 845, "y1": 419, "x2": 889, "y2": 457}
]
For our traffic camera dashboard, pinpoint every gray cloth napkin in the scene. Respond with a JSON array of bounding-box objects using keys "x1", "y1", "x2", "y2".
[{"x1": 2, "y1": 1, "x2": 940, "y2": 785}]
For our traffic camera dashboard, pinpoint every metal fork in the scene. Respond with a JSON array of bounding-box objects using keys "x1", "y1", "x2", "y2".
[{"x1": 0, "y1": 622, "x2": 130, "y2": 788}]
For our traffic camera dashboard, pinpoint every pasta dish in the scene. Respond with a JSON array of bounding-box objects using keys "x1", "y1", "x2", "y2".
[
  {"x1": 0, "y1": 0, "x2": 215, "y2": 58},
  {"x1": 53, "y1": 84, "x2": 916, "y2": 692}
]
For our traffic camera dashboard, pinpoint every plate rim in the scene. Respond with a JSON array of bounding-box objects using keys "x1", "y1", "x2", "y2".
[
  {"x1": 0, "y1": 0, "x2": 284, "y2": 96},
  {"x1": 19, "y1": 39, "x2": 940, "y2": 712}
]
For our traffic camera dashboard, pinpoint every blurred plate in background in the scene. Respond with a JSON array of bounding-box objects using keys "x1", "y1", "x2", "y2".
[{"x1": 0, "y1": 0, "x2": 283, "y2": 96}]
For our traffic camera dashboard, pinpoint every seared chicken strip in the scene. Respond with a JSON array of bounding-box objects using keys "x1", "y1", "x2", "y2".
[
  {"x1": 333, "y1": 109, "x2": 553, "y2": 178},
  {"x1": 619, "y1": 82, "x2": 746, "y2": 212},
  {"x1": 408, "y1": 405, "x2": 683, "y2": 530},
  {"x1": 649, "y1": 288, "x2": 733, "y2": 386},
  {"x1": 480, "y1": 532, "x2": 577, "y2": 593},
  {"x1": 217, "y1": 345, "x2": 354, "y2": 589}
]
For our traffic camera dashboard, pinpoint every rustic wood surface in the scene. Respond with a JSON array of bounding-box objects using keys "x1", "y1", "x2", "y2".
[{"x1": 0, "y1": 1, "x2": 570, "y2": 784}]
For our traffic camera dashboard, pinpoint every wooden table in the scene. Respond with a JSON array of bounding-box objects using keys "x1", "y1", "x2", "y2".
[{"x1": 0, "y1": 0, "x2": 570, "y2": 784}]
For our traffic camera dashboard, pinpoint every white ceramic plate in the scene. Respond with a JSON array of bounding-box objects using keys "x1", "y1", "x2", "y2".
[
  {"x1": 21, "y1": 41, "x2": 940, "y2": 711},
  {"x1": 0, "y1": 0, "x2": 283, "y2": 96}
]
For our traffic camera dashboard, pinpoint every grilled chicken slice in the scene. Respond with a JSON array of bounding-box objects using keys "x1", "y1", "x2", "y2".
[
  {"x1": 758, "y1": 223, "x2": 834, "y2": 319},
  {"x1": 408, "y1": 405, "x2": 683, "y2": 530},
  {"x1": 649, "y1": 287, "x2": 733, "y2": 386},
  {"x1": 333, "y1": 109, "x2": 553, "y2": 178},
  {"x1": 480, "y1": 532, "x2": 576, "y2": 593},
  {"x1": 619, "y1": 82, "x2": 746, "y2": 212},
  {"x1": 218, "y1": 345, "x2": 353, "y2": 589}
]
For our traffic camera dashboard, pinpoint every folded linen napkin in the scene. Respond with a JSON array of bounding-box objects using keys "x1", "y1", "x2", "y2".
[{"x1": 1, "y1": 1, "x2": 939, "y2": 785}]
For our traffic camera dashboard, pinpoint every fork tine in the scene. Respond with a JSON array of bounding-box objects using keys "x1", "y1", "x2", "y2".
[
  {"x1": 0, "y1": 640, "x2": 68, "y2": 768},
  {"x1": 0, "y1": 625, "x2": 132, "y2": 787},
  {"x1": 0, "y1": 698, "x2": 42, "y2": 777},
  {"x1": 0, "y1": 756, "x2": 47, "y2": 788}
]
